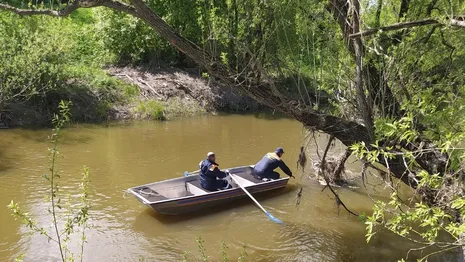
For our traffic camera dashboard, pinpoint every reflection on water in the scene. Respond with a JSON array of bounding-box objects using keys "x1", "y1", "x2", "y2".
[{"x1": 0, "y1": 115, "x2": 449, "y2": 261}]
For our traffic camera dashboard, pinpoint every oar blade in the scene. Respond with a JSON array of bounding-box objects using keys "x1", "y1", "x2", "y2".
[
  {"x1": 183, "y1": 171, "x2": 189, "y2": 177},
  {"x1": 230, "y1": 173, "x2": 284, "y2": 225},
  {"x1": 265, "y1": 212, "x2": 284, "y2": 224}
]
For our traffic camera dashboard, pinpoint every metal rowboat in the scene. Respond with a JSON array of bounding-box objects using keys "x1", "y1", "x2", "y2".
[{"x1": 127, "y1": 165, "x2": 289, "y2": 215}]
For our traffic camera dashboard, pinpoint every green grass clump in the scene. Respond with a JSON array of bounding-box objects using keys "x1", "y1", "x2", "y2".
[
  {"x1": 164, "y1": 97, "x2": 207, "y2": 118},
  {"x1": 122, "y1": 84, "x2": 140, "y2": 100},
  {"x1": 135, "y1": 100, "x2": 165, "y2": 120}
]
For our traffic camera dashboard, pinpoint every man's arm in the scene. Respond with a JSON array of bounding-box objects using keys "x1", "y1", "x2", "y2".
[
  {"x1": 214, "y1": 168, "x2": 227, "y2": 179},
  {"x1": 279, "y1": 161, "x2": 293, "y2": 177}
]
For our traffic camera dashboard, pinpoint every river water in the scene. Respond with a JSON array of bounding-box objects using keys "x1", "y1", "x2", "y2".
[{"x1": 0, "y1": 114, "x2": 446, "y2": 261}]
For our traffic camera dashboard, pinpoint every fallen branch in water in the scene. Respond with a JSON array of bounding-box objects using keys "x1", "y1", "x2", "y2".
[{"x1": 319, "y1": 136, "x2": 359, "y2": 216}]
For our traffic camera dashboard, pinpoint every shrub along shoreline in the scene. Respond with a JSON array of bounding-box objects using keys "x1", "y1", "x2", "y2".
[{"x1": 1, "y1": 65, "x2": 259, "y2": 128}]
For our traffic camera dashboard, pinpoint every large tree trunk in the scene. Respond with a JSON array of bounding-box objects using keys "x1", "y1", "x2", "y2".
[{"x1": 351, "y1": 0, "x2": 374, "y2": 140}]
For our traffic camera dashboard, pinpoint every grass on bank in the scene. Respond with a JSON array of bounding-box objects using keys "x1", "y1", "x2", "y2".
[
  {"x1": 164, "y1": 97, "x2": 207, "y2": 118},
  {"x1": 133, "y1": 97, "x2": 208, "y2": 121},
  {"x1": 134, "y1": 100, "x2": 165, "y2": 120}
]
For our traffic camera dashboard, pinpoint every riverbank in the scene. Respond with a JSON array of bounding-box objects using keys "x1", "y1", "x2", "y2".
[
  {"x1": 1, "y1": 65, "x2": 259, "y2": 128},
  {"x1": 107, "y1": 65, "x2": 260, "y2": 120}
]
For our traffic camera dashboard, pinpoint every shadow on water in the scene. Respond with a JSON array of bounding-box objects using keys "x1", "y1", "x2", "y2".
[
  {"x1": 134, "y1": 186, "x2": 297, "y2": 225},
  {"x1": 215, "y1": 110, "x2": 291, "y2": 121},
  {"x1": 9, "y1": 127, "x2": 94, "y2": 145},
  {"x1": 252, "y1": 110, "x2": 290, "y2": 121},
  {"x1": 0, "y1": 147, "x2": 13, "y2": 173},
  {"x1": 0, "y1": 138, "x2": 18, "y2": 173}
]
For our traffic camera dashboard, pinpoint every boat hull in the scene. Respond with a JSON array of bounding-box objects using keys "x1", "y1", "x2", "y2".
[{"x1": 148, "y1": 179, "x2": 288, "y2": 215}]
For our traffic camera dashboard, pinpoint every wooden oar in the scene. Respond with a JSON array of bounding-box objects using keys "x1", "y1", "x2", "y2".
[{"x1": 229, "y1": 174, "x2": 283, "y2": 224}]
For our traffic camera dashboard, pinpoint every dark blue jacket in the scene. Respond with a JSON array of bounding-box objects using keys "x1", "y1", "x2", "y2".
[
  {"x1": 199, "y1": 159, "x2": 227, "y2": 189},
  {"x1": 254, "y1": 152, "x2": 292, "y2": 176}
]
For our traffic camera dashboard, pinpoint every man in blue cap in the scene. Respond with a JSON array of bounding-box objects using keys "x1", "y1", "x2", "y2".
[
  {"x1": 253, "y1": 147, "x2": 294, "y2": 180},
  {"x1": 199, "y1": 152, "x2": 231, "y2": 191}
]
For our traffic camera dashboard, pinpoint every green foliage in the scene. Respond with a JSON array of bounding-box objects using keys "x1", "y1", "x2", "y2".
[
  {"x1": 8, "y1": 101, "x2": 92, "y2": 262},
  {"x1": 197, "y1": 237, "x2": 208, "y2": 262},
  {"x1": 0, "y1": 12, "x2": 64, "y2": 105},
  {"x1": 237, "y1": 243, "x2": 248, "y2": 262},
  {"x1": 123, "y1": 84, "x2": 140, "y2": 99},
  {"x1": 365, "y1": 186, "x2": 465, "y2": 261},
  {"x1": 135, "y1": 100, "x2": 165, "y2": 120},
  {"x1": 352, "y1": 125, "x2": 465, "y2": 261},
  {"x1": 96, "y1": 0, "x2": 202, "y2": 64},
  {"x1": 220, "y1": 241, "x2": 228, "y2": 262},
  {"x1": 0, "y1": 10, "x2": 127, "y2": 123},
  {"x1": 201, "y1": 72, "x2": 210, "y2": 79},
  {"x1": 374, "y1": 115, "x2": 418, "y2": 142},
  {"x1": 14, "y1": 254, "x2": 24, "y2": 262},
  {"x1": 95, "y1": 9, "x2": 167, "y2": 63},
  {"x1": 356, "y1": 5, "x2": 465, "y2": 256}
]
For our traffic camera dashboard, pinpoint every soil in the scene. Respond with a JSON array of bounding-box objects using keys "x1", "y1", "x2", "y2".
[{"x1": 107, "y1": 65, "x2": 260, "y2": 120}]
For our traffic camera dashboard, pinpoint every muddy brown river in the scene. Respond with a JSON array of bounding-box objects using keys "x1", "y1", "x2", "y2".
[{"x1": 0, "y1": 114, "x2": 449, "y2": 261}]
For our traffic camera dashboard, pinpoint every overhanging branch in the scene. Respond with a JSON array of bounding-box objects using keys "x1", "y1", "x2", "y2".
[
  {"x1": 350, "y1": 18, "x2": 465, "y2": 38},
  {"x1": 0, "y1": 3, "x2": 79, "y2": 16},
  {"x1": 0, "y1": 0, "x2": 139, "y2": 18}
]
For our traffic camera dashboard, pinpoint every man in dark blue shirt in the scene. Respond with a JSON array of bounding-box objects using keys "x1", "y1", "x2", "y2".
[
  {"x1": 199, "y1": 152, "x2": 230, "y2": 191},
  {"x1": 253, "y1": 147, "x2": 293, "y2": 180}
]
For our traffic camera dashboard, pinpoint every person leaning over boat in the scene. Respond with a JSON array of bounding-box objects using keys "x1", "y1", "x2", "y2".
[
  {"x1": 253, "y1": 147, "x2": 294, "y2": 180},
  {"x1": 199, "y1": 152, "x2": 231, "y2": 191}
]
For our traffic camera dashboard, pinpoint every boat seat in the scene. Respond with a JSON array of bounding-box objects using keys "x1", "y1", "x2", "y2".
[
  {"x1": 186, "y1": 180, "x2": 210, "y2": 195},
  {"x1": 235, "y1": 172, "x2": 264, "y2": 184},
  {"x1": 138, "y1": 187, "x2": 169, "y2": 202}
]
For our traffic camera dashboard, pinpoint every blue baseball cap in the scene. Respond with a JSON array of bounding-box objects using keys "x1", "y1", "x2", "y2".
[{"x1": 275, "y1": 147, "x2": 284, "y2": 154}]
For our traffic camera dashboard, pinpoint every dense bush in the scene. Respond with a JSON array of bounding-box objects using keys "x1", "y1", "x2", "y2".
[
  {"x1": 0, "y1": 9, "x2": 130, "y2": 124},
  {"x1": 95, "y1": 0, "x2": 202, "y2": 65}
]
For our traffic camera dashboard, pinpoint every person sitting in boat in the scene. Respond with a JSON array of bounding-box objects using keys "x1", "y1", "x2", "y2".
[
  {"x1": 253, "y1": 147, "x2": 294, "y2": 180},
  {"x1": 199, "y1": 152, "x2": 231, "y2": 191}
]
